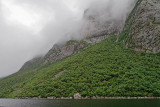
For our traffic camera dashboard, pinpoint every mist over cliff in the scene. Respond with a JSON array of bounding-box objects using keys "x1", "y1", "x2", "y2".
[{"x1": 0, "y1": 0, "x2": 136, "y2": 77}]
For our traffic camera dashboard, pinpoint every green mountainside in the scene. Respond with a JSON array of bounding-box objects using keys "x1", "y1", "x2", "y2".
[
  {"x1": 0, "y1": 0, "x2": 160, "y2": 98},
  {"x1": 0, "y1": 36, "x2": 159, "y2": 98}
]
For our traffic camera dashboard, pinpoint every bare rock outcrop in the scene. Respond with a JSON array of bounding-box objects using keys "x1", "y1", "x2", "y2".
[
  {"x1": 42, "y1": 40, "x2": 90, "y2": 64},
  {"x1": 42, "y1": 34, "x2": 110, "y2": 65},
  {"x1": 53, "y1": 70, "x2": 65, "y2": 79},
  {"x1": 124, "y1": 0, "x2": 160, "y2": 53},
  {"x1": 18, "y1": 34, "x2": 110, "y2": 71},
  {"x1": 18, "y1": 3, "x2": 126, "y2": 71},
  {"x1": 73, "y1": 93, "x2": 81, "y2": 99}
]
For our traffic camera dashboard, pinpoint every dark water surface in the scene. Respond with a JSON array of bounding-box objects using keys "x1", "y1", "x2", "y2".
[{"x1": 0, "y1": 99, "x2": 160, "y2": 107}]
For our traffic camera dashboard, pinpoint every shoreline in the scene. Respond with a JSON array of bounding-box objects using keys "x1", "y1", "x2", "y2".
[{"x1": 1, "y1": 97, "x2": 160, "y2": 100}]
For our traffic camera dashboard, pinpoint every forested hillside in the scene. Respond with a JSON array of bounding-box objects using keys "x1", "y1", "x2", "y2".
[
  {"x1": 0, "y1": 0, "x2": 160, "y2": 98},
  {"x1": 0, "y1": 36, "x2": 159, "y2": 98}
]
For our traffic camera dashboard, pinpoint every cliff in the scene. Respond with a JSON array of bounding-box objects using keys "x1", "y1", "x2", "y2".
[
  {"x1": 0, "y1": 0, "x2": 160, "y2": 98},
  {"x1": 122, "y1": 0, "x2": 160, "y2": 53}
]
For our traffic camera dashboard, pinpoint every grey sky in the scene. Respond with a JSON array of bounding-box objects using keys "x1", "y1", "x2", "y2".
[{"x1": 0, "y1": 0, "x2": 136, "y2": 77}]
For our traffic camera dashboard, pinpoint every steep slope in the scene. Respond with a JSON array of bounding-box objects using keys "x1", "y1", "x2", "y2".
[
  {"x1": 20, "y1": 3, "x2": 128, "y2": 72},
  {"x1": 19, "y1": 57, "x2": 43, "y2": 71},
  {"x1": 42, "y1": 35, "x2": 108, "y2": 65},
  {"x1": 19, "y1": 35, "x2": 108, "y2": 71},
  {"x1": 0, "y1": 36, "x2": 159, "y2": 98},
  {"x1": 120, "y1": 0, "x2": 160, "y2": 53},
  {"x1": 19, "y1": 40, "x2": 90, "y2": 71},
  {"x1": 19, "y1": 2, "x2": 127, "y2": 72},
  {"x1": 0, "y1": 0, "x2": 160, "y2": 98}
]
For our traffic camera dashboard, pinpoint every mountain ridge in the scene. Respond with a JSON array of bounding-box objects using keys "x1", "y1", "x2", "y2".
[{"x1": 0, "y1": 0, "x2": 160, "y2": 98}]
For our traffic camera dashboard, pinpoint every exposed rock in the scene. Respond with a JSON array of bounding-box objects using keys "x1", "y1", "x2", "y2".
[
  {"x1": 18, "y1": 3, "x2": 125, "y2": 71},
  {"x1": 81, "y1": 96, "x2": 90, "y2": 99},
  {"x1": 53, "y1": 70, "x2": 65, "y2": 79},
  {"x1": 47, "y1": 97, "x2": 54, "y2": 99},
  {"x1": 73, "y1": 93, "x2": 81, "y2": 99},
  {"x1": 16, "y1": 96, "x2": 160, "y2": 100},
  {"x1": 61, "y1": 97, "x2": 72, "y2": 99},
  {"x1": 43, "y1": 33, "x2": 113, "y2": 65},
  {"x1": 124, "y1": 0, "x2": 160, "y2": 53},
  {"x1": 18, "y1": 35, "x2": 109, "y2": 71},
  {"x1": 42, "y1": 40, "x2": 90, "y2": 65},
  {"x1": 84, "y1": 35, "x2": 109, "y2": 44},
  {"x1": 38, "y1": 96, "x2": 41, "y2": 99},
  {"x1": 92, "y1": 96, "x2": 97, "y2": 99}
]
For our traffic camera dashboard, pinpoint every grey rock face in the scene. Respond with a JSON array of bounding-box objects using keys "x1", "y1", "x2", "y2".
[
  {"x1": 84, "y1": 35, "x2": 109, "y2": 44},
  {"x1": 125, "y1": 0, "x2": 160, "y2": 53},
  {"x1": 42, "y1": 40, "x2": 89, "y2": 64},
  {"x1": 18, "y1": 4, "x2": 125, "y2": 71},
  {"x1": 42, "y1": 35, "x2": 108, "y2": 64},
  {"x1": 19, "y1": 32, "x2": 112, "y2": 71}
]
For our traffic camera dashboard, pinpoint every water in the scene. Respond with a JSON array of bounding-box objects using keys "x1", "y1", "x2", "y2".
[{"x1": 0, "y1": 99, "x2": 160, "y2": 107}]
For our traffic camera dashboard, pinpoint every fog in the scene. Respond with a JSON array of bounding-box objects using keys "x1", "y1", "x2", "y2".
[{"x1": 0, "y1": 0, "x2": 136, "y2": 77}]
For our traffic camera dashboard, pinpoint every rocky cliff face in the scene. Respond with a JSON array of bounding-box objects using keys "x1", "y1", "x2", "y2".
[
  {"x1": 39, "y1": 6, "x2": 127, "y2": 65},
  {"x1": 19, "y1": 34, "x2": 109, "y2": 71},
  {"x1": 124, "y1": 0, "x2": 160, "y2": 53},
  {"x1": 42, "y1": 35, "x2": 110, "y2": 65},
  {"x1": 20, "y1": 0, "x2": 155, "y2": 71},
  {"x1": 42, "y1": 40, "x2": 90, "y2": 65},
  {"x1": 19, "y1": 7, "x2": 123, "y2": 71}
]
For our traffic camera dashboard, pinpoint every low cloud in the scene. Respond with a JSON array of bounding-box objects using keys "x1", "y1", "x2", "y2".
[{"x1": 0, "y1": 0, "x2": 136, "y2": 77}]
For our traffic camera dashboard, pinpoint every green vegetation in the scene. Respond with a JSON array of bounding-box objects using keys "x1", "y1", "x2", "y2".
[
  {"x1": 0, "y1": 35, "x2": 160, "y2": 98},
  {"x1": 0, "y1": 0, "x2": 160, "y2": 98}
]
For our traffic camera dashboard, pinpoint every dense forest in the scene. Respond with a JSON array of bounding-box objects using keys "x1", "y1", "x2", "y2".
[
  {"x1": 0, "y1": 35, "x2": 159, "y2": 98},
  {"x1": 0, "y1": 0, "x2": 160, "y2": 98}
]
